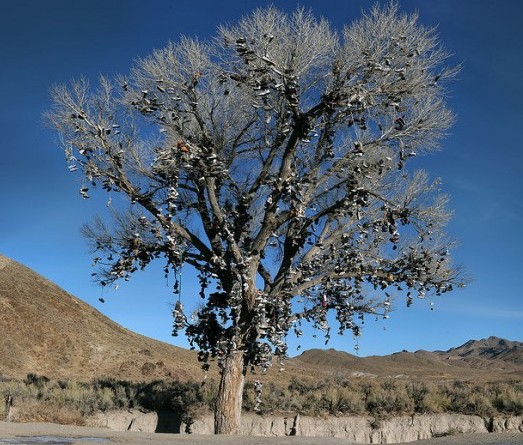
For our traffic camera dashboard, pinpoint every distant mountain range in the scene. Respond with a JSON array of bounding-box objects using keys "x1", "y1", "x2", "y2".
[
  {"x1": 0, "y1": 254, "x2": 521, "y2": 383},
  {"x1": 437, "y1": 337, "x2": 523, "y2": 365},
  {"x1": 288, "y1": 336, "x2": 523, "y2": 381}
]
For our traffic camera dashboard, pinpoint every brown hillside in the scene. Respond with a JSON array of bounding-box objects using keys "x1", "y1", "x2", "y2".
[{"x1": 0, "y1": 254, "x2": 203, "y2": 382}]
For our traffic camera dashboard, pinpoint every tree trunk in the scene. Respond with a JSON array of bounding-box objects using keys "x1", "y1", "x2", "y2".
[
  {"x1": 214, "y1": 351, "x2": 245, "y2": 434},
  {"x1": 4, "y1": 394, "x2": 13, "y2": 422}
]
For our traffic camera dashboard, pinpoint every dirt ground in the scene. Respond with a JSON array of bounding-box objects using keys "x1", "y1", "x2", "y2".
[{"x1": 0, "y1": 422, "x2": 522, "y2": 445}]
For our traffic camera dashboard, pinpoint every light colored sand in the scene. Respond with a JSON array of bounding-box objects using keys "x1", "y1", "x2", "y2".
[{"x1": 0, "y1": 422, "x2": 521, "y2": 445}]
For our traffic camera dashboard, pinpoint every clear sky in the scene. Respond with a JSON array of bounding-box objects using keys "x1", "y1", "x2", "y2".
[{"x1": 1, "y1": 0, "x2": 521, "y2": 358}]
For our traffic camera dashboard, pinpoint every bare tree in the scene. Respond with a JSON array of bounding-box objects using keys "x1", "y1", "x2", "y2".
[{"x1": 47, "y1": 4, "x2": 464, "y2": 434}]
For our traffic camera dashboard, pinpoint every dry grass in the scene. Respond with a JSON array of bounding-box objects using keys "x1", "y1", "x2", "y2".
[{"x1": 10, "y1": 402, "x2": 86, "y2": 425}]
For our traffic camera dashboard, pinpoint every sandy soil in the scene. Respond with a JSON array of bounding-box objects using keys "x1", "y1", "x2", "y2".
[{"x1": 0, "y1": 422, "x2": 522, "y2": 445}]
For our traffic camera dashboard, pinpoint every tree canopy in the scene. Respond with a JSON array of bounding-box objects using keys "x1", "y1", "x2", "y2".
[{"x1": 47, "y1": 3, "x2": 464, "y2": 433}]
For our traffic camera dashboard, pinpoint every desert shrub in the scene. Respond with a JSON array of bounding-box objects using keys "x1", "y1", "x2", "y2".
[
  {"x1": 257, "y1": 383, "x2": 295, "y2": 414},
  {"x1": 24, "y1": 373, "x2": 50, "y2": 388},
  {"x1": 2, "y1": 379, "x2": 46, "y2": 403},
  {"x1": 1, "y1": 376, "x2": 133, "y2": 419},
  {"x1": 300, "y1": 389, "x2": 325, "y2": 415},
  {"x1": 321, "y1": 385, "x2": 366, "y2": 415},
  {"x1": 466, "y1": 392, "x2": 495, "y2": 417},
  {"x1": 492, "y1": 383, "x2": 523, "y2": 415},
  {"x1": 450, "y1": 388, "x2": 494, "y2": 417},
  {"x1": 48, "y1": 381, "x2": 114, "y2": 416},
  {"x1": 135, "y1": 380, "x2": 205, "y2": 414},
  {"x1": 363, "y1": 381, "x2": 413, "y2": 416},
  {"x1": 96, "y1": 386, "x2": 119, "y2": 411},
  {"x1": 407, "y1": 382, "x2": 430, "y2": 413},
  {"x1": 420, "y1": 390, "x2": 452, "y2": 413},
  {"x1": 92, "y1": 378, "x2": 137, "y2": 409},
  {"x1": 381, "y1": 379, "x2": 398, "y2": 391},
  {"x1": 363, "y1": 383, "x2": 385, "y2": 414},
  {"x1": 200, "y1": 378, "x2": 219, "y2": 409},
  {"x1": 242, "y1": 381, "x2": 257, "y2": 411},
  {"x1": 323, "y1": 386, "x2": 345, "y2": 414},
  {"x1": 442, "y1": 383, "x2": 496, "y2": 417}
]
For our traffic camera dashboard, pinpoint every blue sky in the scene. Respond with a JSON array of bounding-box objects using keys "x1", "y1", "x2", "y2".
[{"x1": 1, "y1": 0, "x2": 521, "y2": 358}]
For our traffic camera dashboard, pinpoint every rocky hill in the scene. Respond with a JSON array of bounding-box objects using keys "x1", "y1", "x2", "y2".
[
  {"x1": 0, "y1": 254, "x2": 521, "y2": 383},
  {"x1": 436, "y1": 336, "x2": 523, "y2": 366}
]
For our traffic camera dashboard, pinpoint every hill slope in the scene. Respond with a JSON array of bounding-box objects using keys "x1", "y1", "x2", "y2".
[{"x1": 0, "y1": 254, "x2": 201, "y2": 381}]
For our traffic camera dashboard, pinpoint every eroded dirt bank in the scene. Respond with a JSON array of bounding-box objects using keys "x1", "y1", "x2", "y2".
[{"x1": 1, "y1": 422, "x2": 523, "y2": 445}]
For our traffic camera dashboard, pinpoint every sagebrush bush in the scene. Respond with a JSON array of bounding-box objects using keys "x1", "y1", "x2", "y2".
[
  {"x1": 420, "y1": 390, "x2": 452, "y2": 413},
  {"x1": 407, "y1": 382, "x2": 430, "y2": 413},
  {"x1": 492, "y1": 383, "x2": 523, "y2": 415},
  {"x1": 363, "y1": 381, "x2": 413, "y2": 415}
]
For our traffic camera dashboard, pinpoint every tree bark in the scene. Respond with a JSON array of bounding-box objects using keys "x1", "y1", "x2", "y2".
[{"x1": 214, "y1": 351, "x2": 245, "y2": 434}]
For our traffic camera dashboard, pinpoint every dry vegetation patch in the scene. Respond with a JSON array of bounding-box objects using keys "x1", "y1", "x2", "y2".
[{"x1": 2, "y1": 374, "x2": 522, "y2": 425}]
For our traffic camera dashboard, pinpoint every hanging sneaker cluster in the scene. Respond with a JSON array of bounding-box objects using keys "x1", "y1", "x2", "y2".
[
  {"x1": 172, "y1": 301, "x2": 187, "y2": 336},
  {"x1": 253, "y1": 380, "x2": 263, "y2": 412}
]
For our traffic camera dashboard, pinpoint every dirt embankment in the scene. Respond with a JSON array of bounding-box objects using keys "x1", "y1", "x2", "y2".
[{"x1": 1, "y1": 421, "x2": 523, "y2": 445}]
